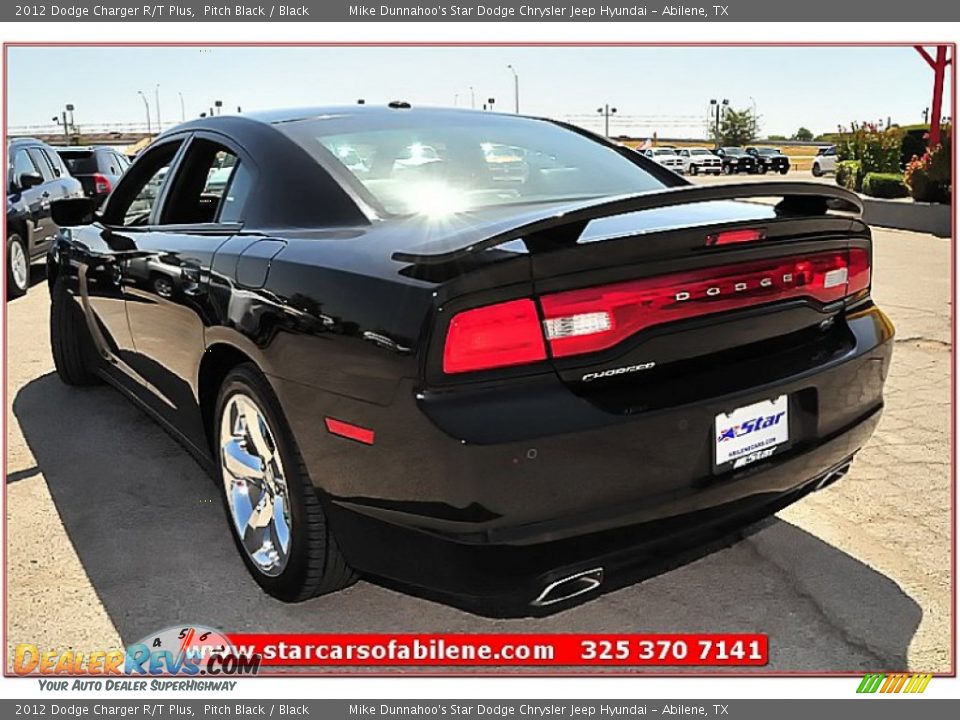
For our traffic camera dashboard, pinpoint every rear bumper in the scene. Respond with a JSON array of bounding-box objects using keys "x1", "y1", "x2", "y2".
[{"x1": 275, "y1": 305, "x2": 893, "y2": 610}]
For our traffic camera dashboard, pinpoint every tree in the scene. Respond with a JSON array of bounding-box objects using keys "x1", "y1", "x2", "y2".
[
  {"x1": 711, "y1": 107, "x2": 758, "y2": 147},
  {"x1": 792, "y1": 127, "x2": 814, "y2": 141}
]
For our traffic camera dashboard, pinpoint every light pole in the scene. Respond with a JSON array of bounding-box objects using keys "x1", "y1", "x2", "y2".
[
  {"x1": 597, "y1": 104, "x2": 617, "y2": 137},
  {"x1": 454, "y1": 92, "x2": 459, "y2": 107},
  {"x1": 710, "y1": 98, "x2": 729, "y2": 140},
  {"x1": 507, "y1": 64, "x2": 519, "y2": 114},
  {"x1": 137, "y1": 91, "x2": 152, "y2": 134},
  {"x1": 469, "y1": 86, "x2": 475, "y2": 110},
  {"x1": 154, "y1": 84, "x2": 161, "y2": 132},
  {"x1": 178, "y1": 91, "x2": 185, "y2": 121}
]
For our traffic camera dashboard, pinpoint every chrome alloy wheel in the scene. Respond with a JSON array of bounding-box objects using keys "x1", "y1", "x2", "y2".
[
  {"x1": 10, "y1": 240, "x2": 28, "y2": 291},
  {"x1": 219, "y1": 392, "x2": 292, "y2": 576}
]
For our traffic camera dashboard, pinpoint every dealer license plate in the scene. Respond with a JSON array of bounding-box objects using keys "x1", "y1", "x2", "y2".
[{"x1": 714, "y1": 395, "x2": 789, "y2": 470}]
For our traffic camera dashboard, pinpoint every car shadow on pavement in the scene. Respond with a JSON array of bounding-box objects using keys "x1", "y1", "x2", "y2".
[{"x1": 12, "y1": 372, "x2": 922, "y2": 672}]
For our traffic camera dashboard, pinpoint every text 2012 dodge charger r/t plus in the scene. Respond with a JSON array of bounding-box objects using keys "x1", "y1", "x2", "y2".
[{"x1": 48, "y1": 106, "x2": 893, "y2": 614}]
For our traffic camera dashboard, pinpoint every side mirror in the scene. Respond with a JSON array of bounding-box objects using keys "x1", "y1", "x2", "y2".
[
  {"x1": 18, "y1": 172, "x2": 44, "y2": 189},
  {"x1": 51, "y1": 197, "x2": 97, "y2": 227}
]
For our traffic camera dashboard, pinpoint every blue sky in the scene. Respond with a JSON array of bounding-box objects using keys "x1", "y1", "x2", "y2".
[{"x1": 6, "y1": 46, "x2": 952, "y2": 138}]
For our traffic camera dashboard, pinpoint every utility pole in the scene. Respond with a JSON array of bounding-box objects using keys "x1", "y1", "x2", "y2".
[
  {"x1": 137, "y1": 91, "x2": 152, "y2": 134},
  {"x1": 507, "y1": 64, "x2": 519, "y2": 113},
  {"x1": 178, "y1": 91, "x2": 186, "y2": 121},
  {"x1": 469, "y1": 86, "x2": 475, "y2": 109},
  {"x1": 597, "y1": 104, "x2": 617, "y2": 137},
  {"x1": 155, "y1": 84, "x2": 161, "y2": 132}
]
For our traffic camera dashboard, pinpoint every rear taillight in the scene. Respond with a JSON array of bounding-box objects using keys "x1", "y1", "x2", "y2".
[
  {"x1": 442, "y1": 298, "x2": 547, "y2": 374},
  {"x1": 93, "y1": 173, "x2": 112, "y2": 195},
  {"x1": 540, "y1": 249, "x2": 870, "y2": 359},
  {"x1": 441, "y1": 249, "x2": 870, "y2": 373}
]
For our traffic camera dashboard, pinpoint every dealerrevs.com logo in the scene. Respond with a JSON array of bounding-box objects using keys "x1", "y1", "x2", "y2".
[{"x1": 14, "y1": 624, "x2": 261, "y2": 678}]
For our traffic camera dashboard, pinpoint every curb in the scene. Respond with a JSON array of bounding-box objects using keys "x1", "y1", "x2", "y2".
[{"x1": 862, "y1": 197, "x2": 952, "y2": 238}]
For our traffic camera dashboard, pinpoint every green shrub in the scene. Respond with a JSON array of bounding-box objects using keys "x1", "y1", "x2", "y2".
[
  {"x1": 836, "y1": 160, "x2": 863, "y2": 192},
  {"x1": 836, "y1": 122, "x2": 904, "y2": 174},
  {"x1": 862, "y1": 172, "x2": 909, "y2": 199}
]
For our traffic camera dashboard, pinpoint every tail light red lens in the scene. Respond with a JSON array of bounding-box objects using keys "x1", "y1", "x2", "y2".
[
  {"x1": 442, "y1": 298, "x2": 547, "y2": 374},
  {"x1": 441, "y1": 249, "x2": 870, "y2": 374},
  {"x1": 540, "y1": 249, "x2": 871, "y2": 359},
  {"x1": 93, "y1": 173, "x2": 112, "y2": 194}
]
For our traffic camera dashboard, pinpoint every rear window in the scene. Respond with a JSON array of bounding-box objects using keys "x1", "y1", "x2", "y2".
[
  {"x1": 58, "y1": 151, "x2": 98, "y2": 174},
  {"x1": 280, "y1": 114, "x2": 669, "y2": 216}
]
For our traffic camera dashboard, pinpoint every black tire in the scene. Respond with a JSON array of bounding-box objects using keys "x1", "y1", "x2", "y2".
[
  {"x1": 7, "y1": 233, "x2": 29, "y2": 299},
  {"x1": 690, "y1": 165, "x2": 699, "y2": 176},
  {"x1": 50, "y1": 276, "x2": 102, "y2": 386},
  {"x1": 758, "y1": 165, "x2": 768, "y2": 175},
  {"x1": 779, "y1": 167, "x2": 789, "y2": 175},
  {"x1": 812, "y1": 163, "x2": 823, "y2": 177},
  {"x1": 723, "y1": 165, "x2": 733, "y2": 175},
  {"x1": 214, "y1": 363, "x2": 358, "y2": 602}
]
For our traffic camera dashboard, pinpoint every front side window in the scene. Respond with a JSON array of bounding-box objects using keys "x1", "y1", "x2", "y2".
[
  {"x1": 281, "y1": 115, "x2": 669, "y2": 216},
  {"x1": 11, "y1": 149, "x2": 37, "y2": 184},
  {"x1": 27, "y1": 148, "x2": 55, "y2": 181},
  {"x1": 103, "y1": 141, "x2": 182, "y2": 226}
]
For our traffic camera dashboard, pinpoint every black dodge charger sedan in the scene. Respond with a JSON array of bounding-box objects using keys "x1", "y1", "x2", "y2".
[{"x1": 49, "y1": 106, "x2": 893, "y2": 613}]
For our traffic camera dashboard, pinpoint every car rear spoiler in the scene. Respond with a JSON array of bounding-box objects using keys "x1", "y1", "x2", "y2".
[{"x1": 391, "y1": 182, "x2": 863, "y2": 266}]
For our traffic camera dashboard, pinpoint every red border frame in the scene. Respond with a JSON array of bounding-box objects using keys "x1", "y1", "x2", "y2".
[{"x1": 1, "y1": 41, "x2": 956, "y2": 680}]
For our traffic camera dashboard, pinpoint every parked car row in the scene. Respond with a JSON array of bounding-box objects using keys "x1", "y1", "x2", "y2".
[
  {"x1": 640, "y1": 145, "x2": 791, "y2": 176},
  {"x1": 6, "y1": 138, "x2": 136, "y2": 298}
]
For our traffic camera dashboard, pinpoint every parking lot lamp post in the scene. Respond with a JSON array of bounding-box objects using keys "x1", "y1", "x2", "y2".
[
  {"x1": 710, "y1": 98, "x2": 729, "y2": 140},
  {"x1": 178, "y1": 91, "x2": 185, "y2": 122},
  {"x1": 469, "y1": 86, "x2": 475, "y2": 109},
  {"x1": 137, "y1": 91, "x2": 152, "y2": 134},
  {"x1": 155, "y1": 84, "x2": 161, "y2": 133},
  {"x1": 215, "y1": 100, "x2": 223, "y2": 116},
  {"x1": 507, "y1": 64, "x2": 519, "y2": 113},
  {"x1": 597, "y1": 104, "x2": 617, "y2": 137}
]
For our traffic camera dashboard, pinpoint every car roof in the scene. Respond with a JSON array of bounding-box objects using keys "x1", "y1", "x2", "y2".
[
  {"x1": 56, "y1": 146, "x2": 113, "y2": 153},
  {"x1": 8, "y1": 137, "x2": 49, "y2": 149}
]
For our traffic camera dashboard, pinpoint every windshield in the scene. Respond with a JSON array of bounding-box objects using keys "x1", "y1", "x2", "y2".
[
  {"x1": 756, "y1": 148, "x2": 780, "y2": 155},
  {"x1": 722, "y1": 147, "x2": 744, "y2": 154},
  {"x1": 690, "y1": 149, "x2": 712, "y2": 155},
  {"x1": 652, "y1": 149, "x2": 677, "y2": 156},
  {"x1": 280, "y1": 114, "x2": 669, "y2": 216}
]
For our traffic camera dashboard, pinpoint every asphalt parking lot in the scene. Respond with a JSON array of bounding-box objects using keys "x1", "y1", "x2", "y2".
[{"x1": 4, "y1": 179, "x2": 952, "y2": 673}]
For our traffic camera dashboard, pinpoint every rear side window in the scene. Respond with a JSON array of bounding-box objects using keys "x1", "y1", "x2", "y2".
[
  {"x1": 43, "y1": 148, "x2": 67, "y2": 178},
  {"x1": 159, "y1": 140, "x2": 248, "y2": 225}
]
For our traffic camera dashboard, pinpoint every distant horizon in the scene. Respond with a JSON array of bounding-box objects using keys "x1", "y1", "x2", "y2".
[{"x1": 6, "y1": 46, "x2": 954, "y2": 139}]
